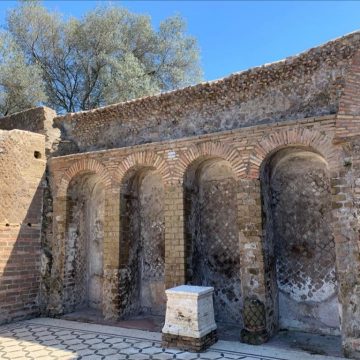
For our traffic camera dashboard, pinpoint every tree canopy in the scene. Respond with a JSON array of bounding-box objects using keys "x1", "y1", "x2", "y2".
[
  {"x1": 0, "y1": 1, "x2": 202, "y2": 115},
  {"x1": 0, "y1": 31, "x2": 46, "y2": 116}
]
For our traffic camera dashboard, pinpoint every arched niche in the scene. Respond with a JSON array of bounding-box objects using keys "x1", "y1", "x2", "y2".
[
  {"x1": 184, "y1": 157, "x2": 242, "y2": 325},
  {"x1": 261, "y1": 147, "x2": 340, "y2": 335},
  {"x1": 64, "y1": 173, "x2": 105, "y2": 313},
  {"x1": 119, "y1": 167, "x2": 165, "y2": 317}
]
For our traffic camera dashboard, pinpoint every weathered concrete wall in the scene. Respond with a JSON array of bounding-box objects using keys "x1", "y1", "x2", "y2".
[
  {"x1": 139, "y1": 171, "x2": 166, "y2": 314},
  {"x1": 262, "y1": 149, "x2": 340, "y2": 335},
  {"x1": 119, "y1": 168, "x2": 165, "y2": 317},
  {"x1": 0, "y1": 130, "x2": 45, "y2": 324},
  {"x1": 53, "y1": 32, "x2": 360, "y2": 153},
  {"x1": 63, "y1": 174, "x2": 105, "y2": 313},
  {"x1": 0, "y1": 107, "x2": 59, "y2": 154}
]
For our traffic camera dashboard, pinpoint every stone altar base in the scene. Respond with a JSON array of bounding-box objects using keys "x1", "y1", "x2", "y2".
[
  {"x1": 161, "y1": 285, "x2": 218, "y2": 352},
  {"x1": 162, "y1": 329, "x2": 218, "y2": 352}
]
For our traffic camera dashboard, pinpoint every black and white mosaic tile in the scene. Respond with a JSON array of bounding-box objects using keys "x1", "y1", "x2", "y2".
[{"x1": 0, "y1": 319, "x2": 341, "y2": 360}]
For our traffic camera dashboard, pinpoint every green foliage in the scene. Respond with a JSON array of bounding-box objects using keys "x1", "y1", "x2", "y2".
[
  {"x1": 4, "y1": 1, "x2": 202, "y2": 113},
  {"x1": 0, "y1": 31, "x2": 46, "y2": 116}
]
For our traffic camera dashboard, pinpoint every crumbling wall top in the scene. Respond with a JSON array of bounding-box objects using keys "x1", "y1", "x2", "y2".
[
  {"x1": 0, "y1": 107, "x2": 59, "y2": 154},
  {"x1": 53, "y1": 31, "x2": 360, "y2": 153},
  {"x1": 0, "y1": 107, "x2": 55, "y2": 133}
]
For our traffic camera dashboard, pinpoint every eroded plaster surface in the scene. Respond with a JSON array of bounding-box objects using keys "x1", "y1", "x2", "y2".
[
  {"x1": 262, "y1": 149, "x2": 340, "y2": 334},
  {"x1": 120, "y1": 169, "x2": 165, "y2": 317},
  {"x1": 64, "y1": 175, "x2": 105, "y2": 313}
]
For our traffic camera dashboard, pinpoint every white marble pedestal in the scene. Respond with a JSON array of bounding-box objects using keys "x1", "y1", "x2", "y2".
[{"x1": 162, "y1": 285, "x2": 217, "y2": 352}]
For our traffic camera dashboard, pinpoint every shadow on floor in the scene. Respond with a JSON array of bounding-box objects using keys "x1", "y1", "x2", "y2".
[
  {"x1": 268, "y1": 329, "x2": 343, "y2": 358},
  {"x1": 62, "y1": 308, "x2": 343, "y2": 358},
  {"x1": 62, "y1": 308, "x2": 164, "y2": 332},
  {"x1": 61, "y1": 308, "x2": 243, "y2": 341}
]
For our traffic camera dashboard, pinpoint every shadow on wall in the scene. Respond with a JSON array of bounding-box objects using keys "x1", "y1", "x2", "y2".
[{"x1": 0, "y1": 129, "x2": 47, "y2": 324}]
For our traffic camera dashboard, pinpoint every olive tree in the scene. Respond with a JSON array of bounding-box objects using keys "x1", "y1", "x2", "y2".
[
  {"x1": 6, "y1": 1, "x2": 202, "y2": 113},
  {"x1": 0, "y1": 31, "x2": 46, "y2": 116}
]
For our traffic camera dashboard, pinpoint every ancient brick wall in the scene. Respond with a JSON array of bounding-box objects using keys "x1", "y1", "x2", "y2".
[
  {"x1": 47, "y1": 110, "x2": 360, "y2": 359},
  {"x1": 4, "y1": 29, "x2": 360, "y2": 359},
  {"x1": 0, "y1": 107, "x2": 65, "y2": 319},
  {"x1": 0, "y1": 130, "x2": 46, "y2": 324},
  {"x1": 48, "y1": 115, "x2": 345, "y2": 331}
]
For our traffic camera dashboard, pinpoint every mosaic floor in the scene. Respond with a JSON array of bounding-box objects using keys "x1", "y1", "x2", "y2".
[{"x1": 0, "y1": 318, "x2": 343, "y2": 360}]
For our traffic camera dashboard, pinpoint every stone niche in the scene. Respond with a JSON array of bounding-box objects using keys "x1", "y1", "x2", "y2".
[
  {"x1": 261, "y1": 147, "x2": 340, "y2": 335},
  {"x1": 184, "y1": 158, "x2": 242, "y2": 326},
  {"x1": 119, "y1": 167, "x2": 166, "y2": 317},
  {"x1": 64, "y1": 173, "x2": 105, "y2": 313},
  {"x1": 162, "y1": 285, "x2": 217, "y2": 352}
]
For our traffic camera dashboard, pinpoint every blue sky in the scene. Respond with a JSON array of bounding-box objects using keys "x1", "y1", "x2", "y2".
[{"x1": 1, "y1": 1, "x2": 360, "y2": 81}]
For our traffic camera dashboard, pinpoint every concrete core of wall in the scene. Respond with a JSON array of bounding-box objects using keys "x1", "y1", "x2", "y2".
[
  {"x1": 184, "y1": 158, "x2": 242, "y2": 325},
  {"x1": 261, "y1": 147, "x2": 340, "y2": 335},
  {"x1": 120, "y1": 168, "x2": 165, "y2": 317},
  {"x1": 64, "y1": 173, "x2": 105, "y2": 313}
]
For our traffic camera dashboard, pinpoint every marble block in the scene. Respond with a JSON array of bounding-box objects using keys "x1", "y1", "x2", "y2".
[{"x1": 162, "y1": 285, "x2": 217, "y2": 351}]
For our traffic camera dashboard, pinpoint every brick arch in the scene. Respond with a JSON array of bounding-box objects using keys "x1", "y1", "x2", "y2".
[
  {"x1": 57, "y1": 158, "x2": 112, "y2": 197},
  {"x1": 249, "y1": 127, "x2": 341, "y2": 178},
  {"x1": 176, "y1": 141, "x2": 246, "y2": 181},
  {"x1": 115, "y1": 151, "x2": 171, "y2": 184}
]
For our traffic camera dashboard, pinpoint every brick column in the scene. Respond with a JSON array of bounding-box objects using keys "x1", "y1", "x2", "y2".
[
  {"x1": 238, "y1": 178, "x2": 269, "y2": 344},
  {"x1": 331, "y1": 167, "x2": 360, "y2": 358},
  {"x1": 164, "y1": 183, "x2": 186, "y2": 289},
  {"x1": 102, "y1": 185, "x2": 121, "y2": 320}
]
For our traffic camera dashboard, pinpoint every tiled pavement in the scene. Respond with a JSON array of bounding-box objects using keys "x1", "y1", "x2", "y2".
[{"x1": 0, "y1": 318, "x2": 344, "y2": 360}]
